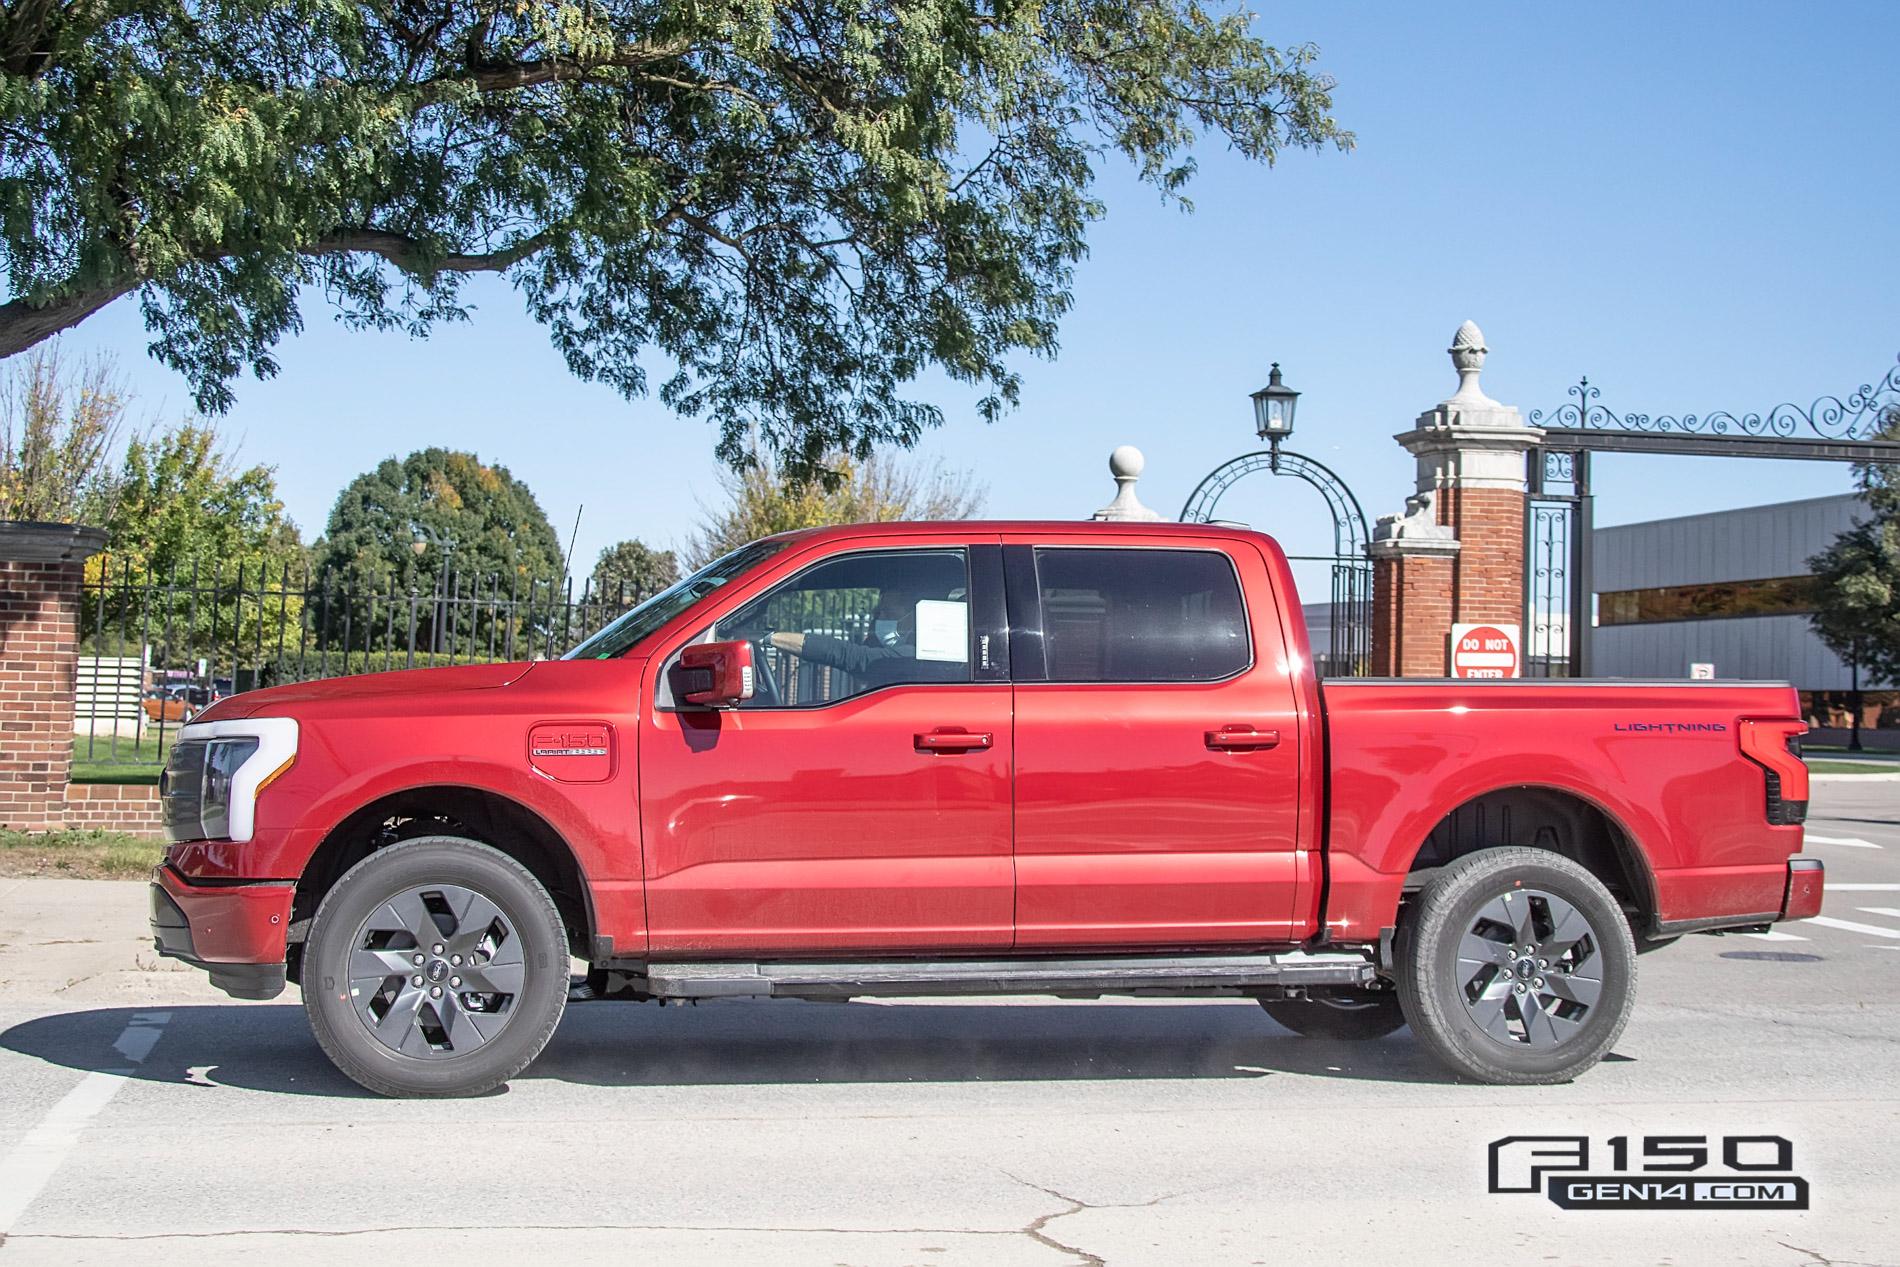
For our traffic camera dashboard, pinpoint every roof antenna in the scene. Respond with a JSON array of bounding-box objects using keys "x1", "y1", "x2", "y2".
[{"x1": 563, "y1": 504, "x2": 583, "y2": 585}]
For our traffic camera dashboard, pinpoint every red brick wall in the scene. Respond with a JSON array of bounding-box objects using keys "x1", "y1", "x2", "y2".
[
  {"x1": 0, "y1": 558, "x2": 84, "y2": 830},
  {"x1": 1440, "y1": 485, "x2": 1526, "y2": 627},
  {"x1": 64, "y1": 781, "x2": 165, "y2": 837},
  {"x1": 1371, "y1": 552, "x2": 1456, "y2": 677}
]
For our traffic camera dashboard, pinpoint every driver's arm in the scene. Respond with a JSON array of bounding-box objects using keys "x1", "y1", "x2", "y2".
[{"x1": 772, "y1": 631, "x2": 903, "y2": 674}]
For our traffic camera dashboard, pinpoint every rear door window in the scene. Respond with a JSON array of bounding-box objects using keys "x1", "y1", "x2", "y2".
[{"x1": 1034, "y1": 548, "x2": 1250, "y2": 682}]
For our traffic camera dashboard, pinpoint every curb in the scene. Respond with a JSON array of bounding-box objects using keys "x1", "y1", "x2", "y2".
[{"x1": 1810, "y1": 771, "x2": 1900, "y2": 783}]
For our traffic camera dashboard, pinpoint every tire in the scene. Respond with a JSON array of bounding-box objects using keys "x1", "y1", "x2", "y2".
[
  {"x1": 1395, "y1": 847, "x2": 1636, "y2": 1085},
  {"x1": 1260, "y1": 992, "x2": 1406, "y2": 1040},
  {"x1": 301, "y1": 836, "x2": 569, "y2": 1098}
]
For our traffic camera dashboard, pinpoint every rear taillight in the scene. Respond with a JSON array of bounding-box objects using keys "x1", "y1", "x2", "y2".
[{"x1": 1739, "y1": 719, "x2": 1809, "y2": 826}]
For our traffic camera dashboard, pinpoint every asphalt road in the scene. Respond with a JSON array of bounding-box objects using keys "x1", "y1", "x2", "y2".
[{"x1": 1, "y1": 778, "x2": 1896, "y2": 1266}]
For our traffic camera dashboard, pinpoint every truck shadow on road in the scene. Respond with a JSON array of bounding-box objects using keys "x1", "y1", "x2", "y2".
[{"x1": 2, "y1": 999, "x2": 1472, "y2": 1096}]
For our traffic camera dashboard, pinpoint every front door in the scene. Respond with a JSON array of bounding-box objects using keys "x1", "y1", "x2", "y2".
[
  {"x1": 640, "y1": 541, "x2": 1014, "y2": 954},
  {"x1": 1007, "y1": 538, "x2": 1308, "y2": 946}
]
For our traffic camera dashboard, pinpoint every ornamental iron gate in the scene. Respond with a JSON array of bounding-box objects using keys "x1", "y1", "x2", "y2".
[
  {"x1": 1525, "y1": 354, "x2": 1900, "y2": 679},
  {"x1": 1180, "y1": 449, "x2": 1372, "y2": 678}
]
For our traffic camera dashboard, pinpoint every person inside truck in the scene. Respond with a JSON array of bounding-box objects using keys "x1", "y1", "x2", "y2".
[{"x1": 719, "y1": 549, "x2": 971, "y2": 700}]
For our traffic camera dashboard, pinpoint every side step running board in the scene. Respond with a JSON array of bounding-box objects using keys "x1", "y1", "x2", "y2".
[{"x1": 630, "y1": 951, "x2": 1377, "y2": 1001}]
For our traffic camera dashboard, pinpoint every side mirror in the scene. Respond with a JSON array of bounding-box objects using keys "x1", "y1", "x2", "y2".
[{"x1": 675, "y1": 640, "x2": 756, "y2": 708}]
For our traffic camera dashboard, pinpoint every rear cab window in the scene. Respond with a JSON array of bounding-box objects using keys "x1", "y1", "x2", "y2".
[{"x1": 1033, "y1": 547, "x2": 1252, "y2": 682}]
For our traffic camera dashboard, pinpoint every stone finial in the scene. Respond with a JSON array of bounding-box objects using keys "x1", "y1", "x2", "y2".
[
  {"x1": 1090, "y1": 445, "x2": 1164, "y2": 522},
  {"x1": 1447, "y1": 320, "x2": 1495, "y2": 404}
]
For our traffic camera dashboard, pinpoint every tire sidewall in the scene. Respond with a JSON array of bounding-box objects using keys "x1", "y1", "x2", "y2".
[
  {"x1": 1401, "y1": 852, "x2": 1636, "y2": 1083},
  {"x1": 303, "y1": 837, "x2": 568, "y2": 1097}
]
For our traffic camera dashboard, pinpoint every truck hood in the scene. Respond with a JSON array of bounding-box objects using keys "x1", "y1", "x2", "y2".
[{"x1": 201, "y1": 661, "x2": 538, "y2": 720}]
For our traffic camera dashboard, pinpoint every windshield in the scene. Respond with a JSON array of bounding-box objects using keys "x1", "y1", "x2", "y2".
[{"x1": 564, "y1": 537, "x2": 792, "y2": 660}]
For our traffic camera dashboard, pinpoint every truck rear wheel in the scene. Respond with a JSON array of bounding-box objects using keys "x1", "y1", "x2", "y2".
[
  {"x1": 1260, "y1": 992, "x2": 1405, "y2": 1040},
  {"x1": 1395, "y1": 847, "x2": 1635, "y2": 1085},
  {"x1": 301, "y1": 837, "x2": 569, "y2": 1098}
]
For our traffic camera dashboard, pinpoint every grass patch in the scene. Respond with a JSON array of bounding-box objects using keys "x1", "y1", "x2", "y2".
[
  {"x1": 70, "y1": 736, "x2": 170, "y2": 785},
  {"x1": 0, "y1": 829, "x2": 163, "y2": 879},
  {"x1": 1807, "y1": 759, "x2": 1900, "y2": 775}
]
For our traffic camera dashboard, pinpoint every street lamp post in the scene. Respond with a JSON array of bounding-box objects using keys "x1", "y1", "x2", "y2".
[
  {"x1": 1250, "y1": 362, "x2": 1301, "y2": 470},
  {"x1": 410, "y1": 525, "x2": 458, "y2": 654}
]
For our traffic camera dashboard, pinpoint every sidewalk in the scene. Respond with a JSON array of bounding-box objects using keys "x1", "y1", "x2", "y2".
[{"x1": 0, "y1": 878, "x2": 229, "y2": 1008}]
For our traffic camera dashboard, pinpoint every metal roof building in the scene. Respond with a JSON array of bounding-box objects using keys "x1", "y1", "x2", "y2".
[{"x1": 1590, "y1": 492, "x2": 1886, "y2": 689}]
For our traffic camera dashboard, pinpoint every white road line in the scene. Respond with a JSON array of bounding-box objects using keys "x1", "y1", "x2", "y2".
[
  {"x1": 1826, "y1": 883, "x2": 1900, "y2": 891},
  {"x1": 1856, "y1": 907, "x2": 1900, "y2": 921},
  {"x1": 0, "y1": 1011, "x2": 169, "y2": 1236},
  {"x1": 1803, "y1": 916, "x2": 1900, "y2": 940},
  {"x1": 1741, "y1": 930, "x2": 1809, "y2": 941},
  {"x1": 1803, "y1": 834, "x2": 1883, "y2": 849}
]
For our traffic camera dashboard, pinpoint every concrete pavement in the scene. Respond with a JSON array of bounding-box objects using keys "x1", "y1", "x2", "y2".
[{"x1": 1, "y1": 780, "x2": 1896, "y2": 1266}]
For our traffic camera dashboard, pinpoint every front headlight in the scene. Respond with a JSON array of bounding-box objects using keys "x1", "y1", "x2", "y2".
[{"x1": 161, "y1": 718, "x2": 298, "y2": 843}]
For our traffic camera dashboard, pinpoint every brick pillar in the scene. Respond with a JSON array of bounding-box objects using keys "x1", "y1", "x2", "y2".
[
  {"x1": 1367, "y1": 322, "x2": 1540, "y2": 677},
  {"x1": 0, "y1": 522, "x2": 108, "y2": 830},
  {"x1": 1368, "y1": 494, "x2": 1461, "y2": 676}
]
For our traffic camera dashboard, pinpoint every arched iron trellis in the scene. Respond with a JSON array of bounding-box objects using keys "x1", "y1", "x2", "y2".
[{"x1": 1180, "y1": 450, "x2": 1372, "y2": 677}]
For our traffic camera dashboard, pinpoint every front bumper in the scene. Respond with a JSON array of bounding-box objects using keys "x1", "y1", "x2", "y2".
[{"x1": 150, "y1": 865, "x2": 295, "y2": 1000}]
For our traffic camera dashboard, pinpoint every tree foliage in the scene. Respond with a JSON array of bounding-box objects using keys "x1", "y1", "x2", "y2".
[
  {"x1": 0, "y1": 0, "x2": 1348, "y2": 478},
  {"x1": 589, "y1": 538, "x2": 680, "y2": 602},
  {"x1": 1808, "y1": 407, "x2": 1900, "y2": 685},
  {"x1": 0, "y1": 345, "x2": 127, "y2": 522},
  {"x1": 315, "y1": 447, "x2": 565, "y2": 592},
  {"x1": 690, "y1": 448, "x2": 984, "y2": 564},
  {"x1": 85, "y1": 420, "x2": 306, "y2": 662}
]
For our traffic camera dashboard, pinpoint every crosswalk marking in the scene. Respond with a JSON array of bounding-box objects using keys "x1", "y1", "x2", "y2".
[
  {"x1": 1826, "y1": 883, "x2": 1900, "y2": 891},
  {"x1": 1803, "y1": 916, "x2": 1900, "y2": 940},
  {"x1": 1741, "y1": 929, "x2": 1808, "y2": 941},
  {"x1": 1857, "y1": 907, "x2": 1900, "y2": 921},
  {"x1": 1803, "y1": 834, "x2": 1882, "y2": 849}
]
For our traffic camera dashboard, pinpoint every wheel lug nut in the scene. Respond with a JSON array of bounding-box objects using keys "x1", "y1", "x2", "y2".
[
  {"x1": 412, "y1": 954, "x2": 425, "y2": 966},
  {"x1": 412, "y1": 975, "x2": 423, "y2": 986},
  {"x1": 451, "y1": 954, "x2": 462, "y2": 966},
  {"x1": 450, "y1": 977, "x2": 461, "y2": 987},
  {"x1": 1534, "y1": 977, "x2": 1546, "y2": 989},
  {"x1": 432, "y1": 943, "x2": 445, "y2": 955},
  {"x1": 431, "y1": 986, "x2": 442, "y2": 998},
  {"x1": 1513, "y1": 983, "x2": 1526, "y2": 994},
  {"x1": 1538, "y1": 958, "x2": 1549, "y2": 969}
]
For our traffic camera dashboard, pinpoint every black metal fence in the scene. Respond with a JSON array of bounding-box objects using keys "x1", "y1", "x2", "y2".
[{"x1": 76, "y1": 560, "x2": 661, "y2": 766}]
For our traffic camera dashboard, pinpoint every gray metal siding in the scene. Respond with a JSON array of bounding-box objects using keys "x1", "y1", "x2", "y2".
[{"x1": 1593, "y1": 493, "x2": 1868, "y2": 590}]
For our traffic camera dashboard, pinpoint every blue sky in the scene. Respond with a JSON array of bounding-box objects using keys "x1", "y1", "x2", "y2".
[{"x1": 54, "y1": 1, "x2": 1900, "y2": 597}]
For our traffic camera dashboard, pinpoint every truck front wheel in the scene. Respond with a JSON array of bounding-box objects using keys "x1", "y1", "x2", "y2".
[
  {"x1": 301, "y1": 837, "x2": 569, "y2": 1098},
  {"x1": 1395, "y1": 847, "x2": 1636, "y2": 1085}
]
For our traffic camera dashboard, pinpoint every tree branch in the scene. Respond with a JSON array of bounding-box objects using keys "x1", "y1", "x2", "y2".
[
  {"x1": 0, "y1": 281, "x2": 140, "y2": 359},
  {"x1": 305, "y1": 227, "x2": 556, "y2": 276}
]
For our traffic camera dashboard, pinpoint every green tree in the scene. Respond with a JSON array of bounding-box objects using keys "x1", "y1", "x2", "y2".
[
  {"x1": 589, "y1": 539, "x2": 680, "y2": 603},
  {"x1": 689, "y1": 449, "x2": 984, "y2": 565},
  {"x1": 1808, "y1": 407, "x2": 1900, "y2": 692},
  {"x1": 0, "y1": 345, "x2": 127, "y2": 523},
  {"x1": 0, "y1": 1, "x2": 1347, "y2": 479},
  {"x1": 317, "y1": 447, "x2": 564, "y2": 588},
  {"x1": 85, "y1": 421, "x2": 306, "y2": 671}
]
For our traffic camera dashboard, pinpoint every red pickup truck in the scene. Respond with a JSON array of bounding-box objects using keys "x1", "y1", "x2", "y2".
[{"x1": 153, "y1": 521, "x2": 1822, "y2": 1096}]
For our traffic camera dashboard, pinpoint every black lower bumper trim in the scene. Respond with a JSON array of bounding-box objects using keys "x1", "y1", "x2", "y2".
[{"x1": 148, "y1": 882, "x2": 287, "y2": 1001}]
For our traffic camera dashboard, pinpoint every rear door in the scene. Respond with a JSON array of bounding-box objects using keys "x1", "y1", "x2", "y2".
[{"x1": 1006, "y1": 535, "x2": 1307, "y2": 946}]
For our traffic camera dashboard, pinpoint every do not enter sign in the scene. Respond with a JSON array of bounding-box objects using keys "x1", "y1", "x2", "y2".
[{"x1": 1451, "y1": 623, "x2": 1521, "y2": 679}]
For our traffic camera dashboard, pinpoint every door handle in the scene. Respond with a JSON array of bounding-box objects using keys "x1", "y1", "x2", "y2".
[
  {"x1": 1205, "y1": 726, "x2": 1280, "y2": 751},
  {"x1": 915, "y1": 730, "x2": 993, "y2": 753}
]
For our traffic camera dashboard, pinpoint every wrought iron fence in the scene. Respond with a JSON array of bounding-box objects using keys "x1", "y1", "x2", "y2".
[{"x1": 76, "y1": 560, "x2": 661, "y2": 766}]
